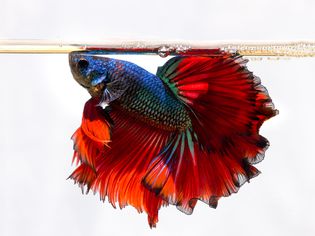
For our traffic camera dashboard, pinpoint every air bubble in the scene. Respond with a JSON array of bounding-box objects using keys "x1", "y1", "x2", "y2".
[{"x1": 158, "y1": 45, "x2": 174, "y2": 58}]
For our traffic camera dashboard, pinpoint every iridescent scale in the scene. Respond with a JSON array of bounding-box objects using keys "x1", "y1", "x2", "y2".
[{"x1": 109, "y1": 60, "x2": 192, "y2": 131}]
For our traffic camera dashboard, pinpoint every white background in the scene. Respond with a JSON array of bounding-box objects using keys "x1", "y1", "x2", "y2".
[{"x1": 1, "y1": 0, "x2": 315, "y2": 235}]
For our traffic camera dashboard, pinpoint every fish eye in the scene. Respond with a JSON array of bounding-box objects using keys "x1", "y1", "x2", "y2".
[{"x1": 77, "y1": 58, "x2": 89, "y2": 70}]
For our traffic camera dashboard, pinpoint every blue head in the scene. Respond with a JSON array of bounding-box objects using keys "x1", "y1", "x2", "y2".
[
  {"x1": 69, "y1": 51, "x2": 111, "y2": 97},
  {"x1": 69, "y1": 51, "x2": 131, "y2": 103}
]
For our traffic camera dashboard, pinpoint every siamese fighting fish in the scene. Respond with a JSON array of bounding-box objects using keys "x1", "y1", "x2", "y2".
[{"x1": 68, "y1": 50, "x2": 277, "y2": 227}]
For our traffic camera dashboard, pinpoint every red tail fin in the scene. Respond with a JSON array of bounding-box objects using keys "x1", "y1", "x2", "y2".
[{"x1": 143, "y1": 53, "x2": 277, "y2": 213}]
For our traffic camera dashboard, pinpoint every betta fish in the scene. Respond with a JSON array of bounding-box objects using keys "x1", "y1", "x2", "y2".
[{"x1": 68, "y1": 50, "x2": 277, "y2": 227}]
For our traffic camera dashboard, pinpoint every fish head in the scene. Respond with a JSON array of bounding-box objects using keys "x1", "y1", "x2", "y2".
[
  {"x1": 69, "y1": 51, "x2": 129, "y2": 104},
  {"x1": 69, "y1": 51, "x2": 110, "y2": 97}
]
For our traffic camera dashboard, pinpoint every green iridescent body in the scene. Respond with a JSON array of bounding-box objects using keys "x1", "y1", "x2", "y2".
[{"x1": 110, "y1": 60, "x2": 192, "y2": 131}]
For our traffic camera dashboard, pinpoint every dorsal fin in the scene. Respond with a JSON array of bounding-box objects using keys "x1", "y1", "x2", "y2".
[
  {"x1": 156, "y1": 56, "x2": 183, "y2": 97},
  {"x1": 156, "y1": 51, "x2": 226, "y2": 100}
]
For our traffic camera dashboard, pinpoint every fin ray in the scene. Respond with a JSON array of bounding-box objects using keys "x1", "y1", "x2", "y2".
[{"x1": 149, "y1": 52, "x2": 277, "y2": 212}]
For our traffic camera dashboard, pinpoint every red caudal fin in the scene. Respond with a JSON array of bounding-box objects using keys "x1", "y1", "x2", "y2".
[
  {"x1": 143, "y1": 53, "x2": 278, "y2": 213},
  {"x1": 70, "y1": 98, "x2": 170, "y2": 227}
]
